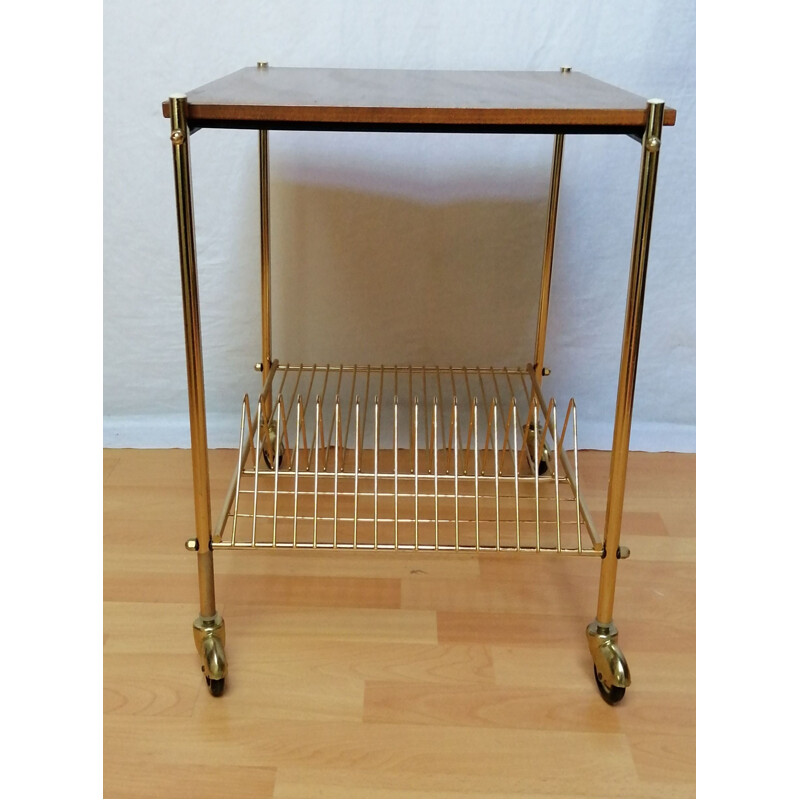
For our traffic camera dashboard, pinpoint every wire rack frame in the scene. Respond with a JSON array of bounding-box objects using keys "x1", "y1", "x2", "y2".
[{"x1": 211, "y1": 363, "x2": 602, "y2": 555}]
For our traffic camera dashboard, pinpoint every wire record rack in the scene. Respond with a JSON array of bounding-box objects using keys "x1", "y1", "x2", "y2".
[{"x1": 212, "y1": 362, "x2": 602, "y2": 556}]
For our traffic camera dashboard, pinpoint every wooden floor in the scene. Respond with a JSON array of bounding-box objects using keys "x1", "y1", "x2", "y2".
[{"x1": 103, "y1": 448, "x2": 695, "y2": 799}]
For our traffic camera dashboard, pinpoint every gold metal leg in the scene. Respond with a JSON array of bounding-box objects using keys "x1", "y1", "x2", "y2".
[
  {"x1": 588, "y1": 99, "x2": 665, "y2": 701},
  {"x1": 258, "y1": 127, "x2": 272, "y2": 381},
  {"x1": 169, "y1": 94, "x2": 227, "y2": 695},
  {"x1": 257, "y1": 119, "x2": 282, "y2": 470},
  {"x1": 255, "y1": 60, "x2": 274, "y2": 439},
  {"x1": 532, "y1": 66, "x2": 570, "y2": 381}
]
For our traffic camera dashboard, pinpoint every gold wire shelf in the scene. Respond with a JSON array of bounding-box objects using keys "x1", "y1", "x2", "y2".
[{"x1": 211, "y1": 363, "x2": 602, "y2": 555}]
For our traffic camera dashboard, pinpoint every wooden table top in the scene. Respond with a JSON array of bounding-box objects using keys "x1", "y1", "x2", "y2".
[{"x1": 162, "y1": 67, "x2": 676, "y2": 134}]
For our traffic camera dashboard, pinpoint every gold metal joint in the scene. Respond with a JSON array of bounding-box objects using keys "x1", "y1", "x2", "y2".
[
  {"x1": 185, "y1": 538, "x2": 198, "y2": 551},
  {"x1": 254, "y1": 362, "x2": 264, "y2": 372},
  {"x1": 193, "y1": 613, "x2": 226, "y2": 652},
  {"x1": 542, "y1": 367, "x2": 551, "y2": 376},
  {"x1": 257, "y1": 61, "x2": 269, "y2": 69},
  {"x1": 645, "y1": 135, "x2": 661, "y2": 153},
  {"x1": 560, "y1": 66, "x2": 572, "y2": 73},
  {"x1": 171, "y1": 129, "x2": 185, "y2": 146}
]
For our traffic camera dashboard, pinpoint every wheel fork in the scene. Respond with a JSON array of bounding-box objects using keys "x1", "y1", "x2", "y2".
[
  {"x1": 193, "y1": 613, "x2": 227, "y2": 682},
  {"x1": 586, "y1": 620, "x2": 630, "y2": 689}
]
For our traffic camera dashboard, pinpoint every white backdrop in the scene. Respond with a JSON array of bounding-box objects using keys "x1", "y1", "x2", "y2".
[{"x1": 103, "y1": 0, "x2": 695, "y2": 451}]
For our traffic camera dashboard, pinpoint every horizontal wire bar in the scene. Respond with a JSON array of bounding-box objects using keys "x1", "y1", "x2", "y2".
[
  {"x1": 214, "y1": 541, "x2": 600, "y2": 554},
  {"x1": 273, "y1": 364, "x2": 532, "y2": 375}
]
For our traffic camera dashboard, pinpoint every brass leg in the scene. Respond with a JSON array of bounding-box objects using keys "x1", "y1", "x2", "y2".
[
  {"x1": 258, "y1": 127, "x2": 272, "y2": 389},
  {"x1": 588, "y1": 99, "x2": 665, "y2": 701},
  {"x1": 256, "y1": 59, "x2": 274, "y2": 435},
  {"x1": 258, "y1": 124, "x2": 282, "y2": 469},
  {"x1": 169, "y1": 94, "x2": 227, "y2": 695},
  {"x1": 532, "y1": 66, "x2": 570, "y2": 381}
]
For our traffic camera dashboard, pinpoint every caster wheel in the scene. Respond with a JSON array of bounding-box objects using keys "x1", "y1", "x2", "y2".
[
  {"x1": 205, "y1": 674, "x2": 225, "y2": 697},
  {"x1": 526, "y1": 427, "x2": 550, "y2": 477},
  {"x1": 538, "y1": 458, "x2": 548, "y2": 476},
  {"x1": 262, "y1": 449, "x2": 284, "y2": 470},
  {"x1": 594, "y1": 666, "x2": 625, "y2": 705}
]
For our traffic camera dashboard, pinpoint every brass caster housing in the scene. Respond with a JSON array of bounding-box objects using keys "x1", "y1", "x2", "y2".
[
  {"x1": 525, "y1": 425, "x2": 551, "y2": 476},
  {"x1": 262, "y1": 419, "x2": 285, "y2": 469},
  {"x1": 193, "y1": 613, "x2": 227, "y2": 695},
  {"x1": 586, "y1": 620, "x2": 630, "y2": 704}
]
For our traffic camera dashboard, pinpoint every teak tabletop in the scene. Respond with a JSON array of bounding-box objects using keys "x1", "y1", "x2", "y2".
[{"x1": 162, "y1": 66, "x2": 676, "y2": 134}]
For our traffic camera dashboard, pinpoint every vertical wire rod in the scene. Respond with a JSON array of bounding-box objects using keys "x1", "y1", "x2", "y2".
[
  {"x1": 462, "y1": 367, "x2": 474, "y2": 471},
  {"x1": 498, "y1": 372, "x2": 514, "y2": 478},
  {"x1": 512, "y1": 400, "x2": 520, "y2": 550},
  {"x1": 453, "y1": 397, "x2": 459, "y2": 550},
  {"x1": 422, "y1": 367, "x2": 430, "y2": 473},
  {"x1": 538, "y1": 398, "x2": 555, "y2": 466},
  {"x1": 313, "y1": 397, "x2": 321, "y2": 547},
  {"x1": 251, "y1": 400, "x2": 263, "y2": 546},
  {"x1": 341, "y1": 368, "x2": 358, "y2": 472},
  {"x1": 284, "y1": 365, "x2": 303, "y2": 439},
  {"x1": 493, "y1": 400, "x2": 500, "y2": 550},
  {"x1": 266, "y1": 365, "x2": 291, "y2": 424},
  {"x1": 477, "y1": 370, "x2": 492, "y2": 475},
  {"x1": 473, "y1": 398, "x2": 480, "y2": 549},
  {"x1": 230, "y1": 396, "x2": 248, "y2": 546},
  {"x1": 519, "y1": 369, "x2": 537, "y2": 473},
  {"x1": 534, "y1": 404, "x2": 541, "y2": 551},
  {"x1": 519, "y1": 394, "x2": 535, "y2": 474},
  {"x1": 436, "y1": 368, "x2": 448, "y2": 474},
  {"x1": 272, "y1": 397, "x2": 281, "y2": 547},
  {"x1": 301, "y1": 364, "x2": 317, "y2": 429},
  {"x1": 559, "y1": 397, "x2": 574, "y2": 451},
  {"x1": 489, "y1": 366, "x2": 504, "y2": 417},
  {"x1": 323, "y1": 366, "x2": 344, "y2": 469},
  {"x1": 306, "y1": 368, "x2": 330, "y2": 471},
  {"x1": 374, "y1": 395, "x2": 379, "y2": 548},
  {"x1": 559, "y1": 397, "x2": 577, "y2": 547},
  {"x1": 552, "y1": 402, "x2": 561, "y2": 552},
  {"x1": 394, "y1": 396, "x2": 399, "y2": 548},
  {"x1": 377, "y1": 366, "x2": 385, "y2": 449},
  {"x1": 293, "y1": 396, "x2": 301, "y2": 546},
  {"x1": 450, "y1": 368, "x2": 461, "y2": 473},
  {"x1": 278, "y1": 400, "x2": 290, "y2": 476},
  {"x1": 572, "y1": 400, "x2": 582, "y2": 553},
  {"x1": 244, "y1": 393, "x2": 256, "y2": 452},
  {"x1": 408, "y1": 366, "x2": 413, "y2": 459},
  {"x1": 359, "y1": 367, "x2": 371, "y2": 462},
  {"x1": 446, "y1": 394, "x2": 456, "y2": 478},
  {"x1": 414, "y1": 397, "x2": 419, "y2": 549},
  {"x1": 333, "y1": 396, "x2": 340, "y2": 547},
  {"x1": 353, "y1": 398, "x2": 360, "y2": 547},
  {"x1": 433, "y1": 396, "x2": 439, "y2": 549},
  {"x1": 527, "y1": 366, "x2": 599, "y2": 548}
]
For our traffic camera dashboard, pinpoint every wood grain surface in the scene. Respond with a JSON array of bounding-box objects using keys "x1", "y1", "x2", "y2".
[
  {"x1": 161, "y1": 67, "x2": 677, "y2": 132},
  {"x1": 104, "y1": 448, "x2": 695, "y2": 798}
]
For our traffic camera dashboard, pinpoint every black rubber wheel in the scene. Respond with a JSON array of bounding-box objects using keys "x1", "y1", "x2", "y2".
[
  {"x1": 206, "y1": 676, "x2": 225, "y2": 697},
  {"x1": 538, "y1": 458, "x2": 548, "y2": 476},
  {"x1": 263, "y1": 449, "x2": 283, "y2": 470},
  {"x1": 593, "y1": 666, "x2": 625, "y2": 705}
]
